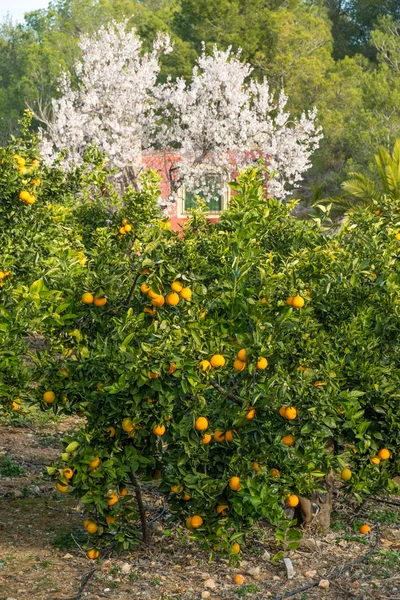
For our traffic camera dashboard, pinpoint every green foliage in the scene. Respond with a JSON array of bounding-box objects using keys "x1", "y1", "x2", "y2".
[
  {"x1": 0, "y1": 455, "x2": 25, "y2": 477},
  {"x1": 1, "y1": 124, "x2": 399, "y2": 559}
]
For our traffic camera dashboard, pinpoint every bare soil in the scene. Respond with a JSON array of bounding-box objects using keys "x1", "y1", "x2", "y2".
[{"x1": 0, "y1": 413, "x2": 399, "y2": 600}]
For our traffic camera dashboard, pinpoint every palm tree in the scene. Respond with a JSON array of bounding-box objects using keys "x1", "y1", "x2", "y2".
[{"x1": 333, "y1": 140, "x2": 400, "y2": 212}]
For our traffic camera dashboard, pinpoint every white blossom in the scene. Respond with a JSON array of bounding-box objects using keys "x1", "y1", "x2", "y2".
[
  {"x1": 154, "y1": 46, "x2": 322, "y2": 200},
  {"x1": 41, "y1": 22, "x2": 321, "y2": 204},
  {"x1": 40, "y1": 21, "x2": 172, "y2": 179}
]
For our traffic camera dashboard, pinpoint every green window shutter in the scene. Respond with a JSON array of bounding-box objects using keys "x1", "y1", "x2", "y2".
[{"x1": 184, "y1": 179, "x2": 224, "y2": 213}]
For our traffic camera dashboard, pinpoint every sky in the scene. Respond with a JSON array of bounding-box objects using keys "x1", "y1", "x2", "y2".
[{"x1": 0, "y1": 0, "x2": 51, "y2": 23}]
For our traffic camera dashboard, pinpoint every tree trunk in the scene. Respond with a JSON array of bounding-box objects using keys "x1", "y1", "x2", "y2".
[
  {"x1": 129, "y1": 472, "x2": 150, "y2": 544},
  {"x1": 298, "y1": 469, "x2": 335, "y2": 532}
]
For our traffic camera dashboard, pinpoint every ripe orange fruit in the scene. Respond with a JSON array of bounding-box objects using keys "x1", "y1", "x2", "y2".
[
  {"x1": 81, "y1": 292, "x2": 94, "y2": 304},
  {"x1": 214, "y1": 430, "x2": 225, "y2": 443},
  {"x1": 171, "y1": 281, "x2": 183, "y2": 292},
  {"x1": 168, "y1": 362, "x2": 176, "y2": 374},
  {"x1": 183, "y1": 493, "x2": 191, "y2": 501},
  {"x1": 149, "y1": 372, "x2": 159, "y2": 379},
  {"x1": 233, "y1": 359, "x2": 246, "y2": 371},
  {"x1": 171, "y1": 484, "x2": 183, "y2": 493},
  {"x1": 32, "y1": 178, "x2": 41, "y2": 186},
  {"x1": 119, "y1": 226, "x2": 127, "y2": 235},
  {"x1": 253, "y1": 462, "x2": 260, "y2": 472},
  {"x1": 234, "y1": 574, "x2": 244, "y2": 585},
  {"x1": 359, "y1": 524, "x2": 371, "y2": 534},
  {"x1": 153, "y1": 424, "x2": 166, "y2": 436},
  {"x1": 199, "y1": 360, "x2": 211, "y2": 372},
  {"x1": 86, "y1": 521, "x2": 98, "y2": 534},
  {"x1": 286, "y1": 494, "x2": 299, "y2": 507},
  {"x1": 56, "y1": 482, "x2": 68, "y2": 492},
  {"x1": 106, "y1": 516, "x2": 116, "y2": 524},
  {"x1": 141, "y1": 283, "x2": 150, "y2": 294},
  {"x1": 237, "y1": 349, "x2": 247, "y2": 362},
  {"x1": 186, "y1": 517, "x2": 194, "y2": 530},
  {"x1": 270, "y1": 468, "x2": 280, "y2": 478},
  {"x1": 257, "y1": 357, "x2": 268, "y2": 369},
  {"x1": 19, "y1": 190, "x2": 31, "y2": 202},
  {"x1": 191, "y1": 515, "x2": 203, "y2": 528},
  {"x1": 378, "y1": 448, "x2": 390, "y2": 460},
  {"x1": 210, "y1": 354, "x2": 225, "y2": 368},
  {"x1": 216, "y1": 504, "x2": 229, "y2": 516},
  {"x1": 124, "y1": 224, "x2": 132, "y2": 232},
  {"x1": 93, "y1": 297, "x2": 107, "y2": 307},
  {"x1": 396, "y1": 232, "x2": 400, "y2": 241},
  {"x1": 63, "y1": 468, "x2": 74, "y2": 480},
  {"x1": 225, "y1": 430, "x2": 234, "y2": 442},
  {"x1": 144, "y1": 307, "x2": 156, "y2": 316},
  {"x1": 152, "y1": 295, "x2": 165, "y2": 307},
  {"x1": 229, "y1": 476, "x2": 241, "y2": 491},
  {"x1": 12, "y1": 401, "x2": 20, "y2": 410},
  {"x1": 246, "y1": 408, "x2": 256, "y2": 420},
  {"x1": 15, "y1": 155, "x2": 26, "y2": 166},
  {"x1": 107, "y1": 426, "x2": 116, "y2": 437},
  {"x1": 89, "y1": 457, "x2": 101, "y2": 469},
  {"x1": 148, "y1": 289, "x2": 160, "y2": 299},
  {"x1": 43, "y1": 391, "x2": 55, "y2": 403},
  {"x1": 340, "y1": 468, "x2": 352, "y2": 481},
  {"x1": 87, "y1": 549, "x2": 99, "y2": 560},
  {"x1": 370, "y1": 457, "x2": 380, "y2": 465},
  {"x1": 231, "y1": 542, "x2": 240, "y2": 555},
  {"x1": 107, "y1": 494, "x2": 119, "y2": 506},
  {"x1": 286, "y1": 297, "x2": 294, "y2": 306},
  {"x1": 180, "y1": 287, "x2": 192, "y2": 300},
  {"x1": 147, "y1": 397, "x2": 154, "y2": 403},
  {"x1": 292, "y1": 295, "x2": 305, "y2": 308},
  {"x1": 202, "y1": 434, "x2": 212, "y2": 444},
  {"x1": 279, "y1": 406, "x2": 287, "y2": 417},
  {"x1": 282, "y1": 434, "x2": 295, "y2": 446},
  {"x1": 285, "y1": 407, "x2": 297, "y2": 420},
  {"x1": 120, "y1": 488, "x2": 129, "y2": 496},
  {"x1": 195, "y1": 416, "x2": 208, "y2": 431},
  {"x1": 122, "y1": 418, "x2": 135, "y2": 433},
  {"x1": 166, "y1": 292, "x2": 180, "y2": 306}
]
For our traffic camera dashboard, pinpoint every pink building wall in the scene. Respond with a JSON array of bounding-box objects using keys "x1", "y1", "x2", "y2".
[{"x1": 142, "y1": 150, "x2": 265, "y2": 231}]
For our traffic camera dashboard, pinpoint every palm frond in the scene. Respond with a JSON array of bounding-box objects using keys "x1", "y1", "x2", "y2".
[{"x1": 342, "y1": 173, "x2": 380, "y2": 204}]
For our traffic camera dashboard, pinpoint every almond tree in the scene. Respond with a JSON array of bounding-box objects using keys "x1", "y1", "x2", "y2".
[
  {"x1": 154, "y1": 46, "x2": 322, "y2": 200},
  {"x1": 41, "y1": 22, "x2": 321, "y2": 202},
  {"x1": 39, "y1": 21, "x2": 172, "y2": 189}
]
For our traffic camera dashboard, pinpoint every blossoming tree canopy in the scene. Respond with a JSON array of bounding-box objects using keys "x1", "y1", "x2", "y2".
[
  {"x1": 155, "y1": 46, "x2": 322, "y2": 200},
  {"x1": 40, "y1": 21, "x2": 173, "y2": 175},
  {"x1": 41, "y1": 21, "x2": 322, "y2": 202}
]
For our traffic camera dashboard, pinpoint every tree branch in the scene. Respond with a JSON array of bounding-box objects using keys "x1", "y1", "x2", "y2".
[
  {"x1": 209, "y1": 378, "x2": 243, "y2": 406},
  {"x1": 129, "y1": 472, "x2": 150, "y2": 544}
]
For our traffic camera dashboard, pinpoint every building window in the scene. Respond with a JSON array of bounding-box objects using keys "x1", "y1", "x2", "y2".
[{"x1": 178, "y1": 179, "x2": 230, "y2": 218}]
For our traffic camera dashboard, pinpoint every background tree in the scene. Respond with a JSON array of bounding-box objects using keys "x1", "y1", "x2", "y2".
[{"x1": 1, "y1": 0, "x2": 400, "y2": 197}]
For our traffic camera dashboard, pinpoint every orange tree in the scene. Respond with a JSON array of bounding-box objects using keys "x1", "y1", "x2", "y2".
[{"x1": 1, "y1": 127, "x2": 399, "y2": 559}]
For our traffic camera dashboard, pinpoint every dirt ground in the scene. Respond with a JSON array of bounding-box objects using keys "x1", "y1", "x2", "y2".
[{"x1": 1, "y1": 411, "x2": 399, "y2": 600}]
